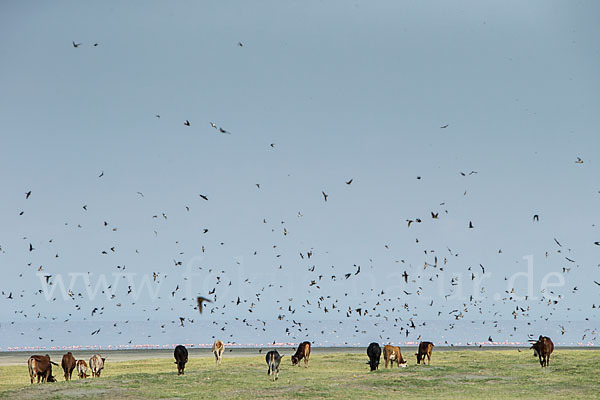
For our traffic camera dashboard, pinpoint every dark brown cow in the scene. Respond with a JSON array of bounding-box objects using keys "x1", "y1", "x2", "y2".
[
  {"x1": 76, "y1": 359, "x2": 89, "y2": 378},
  {"x1": 291, "y1": 341, "x2": 311, "y2": 368},
  {"x1": 174, "y1": 345, "x2": 188, "y2": 375},
  {"x1": 28, "y1": 355, "x2": 57, "y2": 383},
  {"x1": 416, "y1": 341, "x2": 434, "y2": 365},
  {"x1": 383, "y1": 345, "x2": 407, "y2": 368},
  {"x1": 61, "y1": 352, "x2": 76, "y2": 381},
  {"x1": 530, "y1": 336, "x2": 554, "y2": 367}
]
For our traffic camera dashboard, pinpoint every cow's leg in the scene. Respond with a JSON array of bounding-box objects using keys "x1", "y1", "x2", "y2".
[
  {"x1": 538, "y1": 355, "x2": 543, "y2": 367},
  {"x1": 427, "y1": 353, "x2": 431, "y2": 365},
  {"x1": 546, "y1": 354, "x2": 550, "y2": 366},
  {"x1": 305, "y1": 355, "x2": 309, "y2": 368}
]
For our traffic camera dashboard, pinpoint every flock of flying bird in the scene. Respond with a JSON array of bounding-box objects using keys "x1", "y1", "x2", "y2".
[{"x1": 0, "y1": 39, "x2": 598, "y2": 350}]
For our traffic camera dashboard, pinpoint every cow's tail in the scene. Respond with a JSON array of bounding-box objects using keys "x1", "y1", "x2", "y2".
[
  {"x1": 269, "y1": 353, "x2": 275, "y2": 374},
  {"x1": 50, "y1": 361, "x2": 59, "y2": 366},
  {"x1": 28, "y1": 358, "x2": 34, "y2": 383}
]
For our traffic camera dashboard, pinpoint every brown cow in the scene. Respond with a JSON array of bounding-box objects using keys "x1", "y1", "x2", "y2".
[
  {"x1": 61, "y1": 352, "x2": 76, "y2": 381},
  {"x1": 416, "y1": 341, "x2": 434, "y2": 365},
  {"x1": 76, "y1": 359, "x2": 89, "y2": 378},
  {"x1": 383, "y1": 345, "x2": 407, "y2": 368},
  {"x1": 291, "y1": 341, "x2": 311, "y2": 368},
  {"x1": 530, "y1": 335, "x2": 554, "y2": 367},
  {"x1": 28, "y1": 355, "x2": 57, "y2": 383},
  {"x1": 212, "y1": 340, "x2": 224, "y2": 366},
  {"x1": 89, "y1": 354, "x2": 106, "y2": 377}
]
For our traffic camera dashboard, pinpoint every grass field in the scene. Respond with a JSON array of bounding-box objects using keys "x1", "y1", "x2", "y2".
[{"x1": 1, "y1": 350, "x2": 598, "y2": 399}]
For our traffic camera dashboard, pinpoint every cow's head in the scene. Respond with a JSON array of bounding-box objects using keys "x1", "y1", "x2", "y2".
[
  {"x1": 399, "y1": 361, "x2": 408, "y2": 368},
  {"x1": 415, "y1": 353, "x2": 421, "y2": 364},
  {"x1": 291, "y1": 355, "x2": 299, "y2": 366},
  {"x1": 530, "y1": 343, "x2": 540, "y2": 357},
  {"x1": 47, "y1": 375, "x2": 57, "y2": 382},
  {"x1": 101, "y1": 357, "x2": 106, "y2": 363}
]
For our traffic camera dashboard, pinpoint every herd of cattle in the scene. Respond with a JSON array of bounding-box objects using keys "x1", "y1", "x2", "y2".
[
  {"x1": 27, "y1": 353, "x2": 105, "y2": 383},
  {"x1": 26, "y1": 336, "x2": 554, "y2": 384}
]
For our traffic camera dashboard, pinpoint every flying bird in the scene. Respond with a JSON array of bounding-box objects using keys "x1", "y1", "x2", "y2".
[
  {"x1": 469, "y1": 221, "x2": 474, "y2": 229},
  {"x1": 533, "y1": 214, "x2": 539, "y2": 221},
  {"x1": 345, "y1": 179, "x2": 353, "y2": 185},
  {"x1": 196, "y1": 296, "x2": 213, "y2": 314},
  {"x1": 25, "y1": 191, "x2": 32, "y2": 199},
  {"x1": 199, "y1": 194, "x2": 208, "y2": 201},
  {"x1": 184, "y1": 120, "x2": 190, "y2": 126},
  {"x1": 440, "y1": 124, "x2": 449, "y2": 129},
  {"x1": 575, "y1": 157, "x2": 583, "y2": 164},
  {"x1": 322, "y1": 191, "x2": 328, "y2": 202},
  {"x1": 72, "y1": 41, "x2": 81, "y2": 48}
]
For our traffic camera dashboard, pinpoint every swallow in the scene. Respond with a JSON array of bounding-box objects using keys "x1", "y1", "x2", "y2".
[
  {"x1": 26, "y1": 191, "x2": 32, "y2": 199},
  {"x1": 575, "y1": 157, "x2": 583, "y2": 164},
  {"x1": 72, "y1": 41, "x2": 81, "y2": 48},
  {"x1": 469, "y1": 221, "x2": 474, "y2": 229},
  {"x1": 196, "y1": 296, "x2": 213, "y2": 313},
  {"x1": 533, "y1": 214, "x2": 539, "y2": 221},
  {"x1": 184, "y1": 120, "x2": 190, "y2": 126},
  {"x1": 322, "y1": 191, "x2": 328, "y2": 202},
  {"x1": 440, "y1": 124, "x2": 449, "y2": 129},
  {"x1": 199, "y1": 194, "x2": 208, "y2": 201},
  {"x1": 345, "y1": 179, "x2": 353, "y2": 185}
]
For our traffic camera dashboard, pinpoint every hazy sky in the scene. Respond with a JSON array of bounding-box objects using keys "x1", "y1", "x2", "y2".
[{"x1": 1, "y1": 1, "x2": 599, "y2": 348}]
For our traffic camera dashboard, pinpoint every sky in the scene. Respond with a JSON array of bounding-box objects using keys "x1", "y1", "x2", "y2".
[{"x1": 0, "y1": 0, "x2": 599, "y2": 350}]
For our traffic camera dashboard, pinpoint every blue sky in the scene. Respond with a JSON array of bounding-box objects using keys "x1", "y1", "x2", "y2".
[{"x1": 0, "y1": 1, "x2": 599, "y2": 348}]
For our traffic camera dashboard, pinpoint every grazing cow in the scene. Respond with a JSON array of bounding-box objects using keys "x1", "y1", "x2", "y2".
[
  {"x1": 530, "y1": 335, "x2": 554, "y2": 367},
  {"x1": 89, "y1": 354, "x2": 106, "y2": 377},
  {"x1": 265, "y1": 350, "x2": 283, "y2": 381},
  {"x1": 174, "y1": 345, "x2": 188, "y2": 375},
  {"x1": 212, "y1": 340, "x2": 224, "y2": 366},
  {"x1": 367, "y1": 342, "x2": 381, "y2": 371},
  {"x1": 61, "y1": 352, "x2": 76, "y2": 381},
  {"x1": 76, "y1": 359, "x2": 88, "y2": 379},
  {"x1": 291, "y1": 341, "x2": 311, "y2": 368},
  {"x1": 416, "y1": 341, "x2": 434, "y2": 365},
  {"x1": 27, "y1": 355, "x2": 57, "y2": 383},
  {"x1": 383, "y1": 345, "x2": 407, "y2": 368}
]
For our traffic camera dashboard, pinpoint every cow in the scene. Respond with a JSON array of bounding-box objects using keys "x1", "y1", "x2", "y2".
[
  {"x1": 27, "y1": 355, "x2": 57, "y2": 383},
  {"x1": 265, "y1": 350, "x2": 283, "y2": 381},
  {"x1": 383, "y1": 345, "x2": 407, "y2": 368},
  {"x1": 76, "y1": 359, "x2": 89, "y2": 379},
  {"x1": 212, "y1": 340, "x2": 224, "y2": 367},
  {"x1": 89, "y1": 354, "x2": 106, "y2": 377},
  {"x1": 416, "y1": 341, "x2": 434, "y2": 365},
  {"x1": 61, "y1": 352, "x2": 76, "y2": 381},
  {"x1": 367, "y1": 342, "x2": 381, "y2": 371},
  {"x1": 530, "y1": 335, "x2": 554, "y2": 367},
  {"x1": 174, "y1": 345, "x2": 188, "y2": 375},
  {"x1": 291, "y1": 341, "x2": 311, "y2": 368}
]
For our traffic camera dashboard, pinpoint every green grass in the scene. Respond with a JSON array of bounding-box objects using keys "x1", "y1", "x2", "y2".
[{"x1": 1, "y1": 350, "x2": 599, "y2": 399}]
